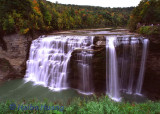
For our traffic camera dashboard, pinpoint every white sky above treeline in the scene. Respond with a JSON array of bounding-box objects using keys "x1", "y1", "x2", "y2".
[{"x1": 47, "y1": 0, "x2": 141, "y2": 8}]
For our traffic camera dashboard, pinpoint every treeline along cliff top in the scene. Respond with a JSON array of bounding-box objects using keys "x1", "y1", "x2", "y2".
[
  {"x1": 0, "y1": 0, "x2": 159, "y2": 36},
  {"x1": 0, "y1": 0, "x2": 133, "y2": 36}
]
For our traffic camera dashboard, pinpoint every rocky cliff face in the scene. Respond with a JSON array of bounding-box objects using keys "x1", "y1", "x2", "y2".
[
  {"x1": 0, "y1": 34, "x2": 36, "y2": 80},
  {"x1": 68, "y1": 36, "x2": 106, "y2": 94},
  {"x1": 143, "y1": 35, "x2": 160, "y2": 100}
]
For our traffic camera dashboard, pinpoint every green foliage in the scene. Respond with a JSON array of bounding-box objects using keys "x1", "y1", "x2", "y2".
[
  {"x1": 0, "y1": 0, "x2": 134, "y2": 36},
  {"x1": 138, "y1": 26, "x2": 152, "y2": 35},
  {"x1": 2, "y1": 15, "x2": 15, "y2": 34},
  {"x1": 65, "y1": 96, "x2": 160, "y2": 114},
  {"x1": 0, "y1": 96, "x2": 160, "y2": 114},
  {"x1": 137, "y1": 26, "x2": 160, "y2": 35},
  {"x1": 128, "y1": 0, "x2": 160, "y2": 32}
]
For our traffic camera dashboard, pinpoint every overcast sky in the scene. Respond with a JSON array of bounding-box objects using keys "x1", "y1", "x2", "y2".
[{"x1": 47, "y1": 0, "x2": 141, "y2": 8}]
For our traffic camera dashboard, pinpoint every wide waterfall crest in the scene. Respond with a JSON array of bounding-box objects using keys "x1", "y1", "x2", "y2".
[
  {"x1": 25, "y1": 35, "x2": 94, "y2": 91},
  {"x1": 25, "y1": 34, "x2": 149, "y2": 101}
]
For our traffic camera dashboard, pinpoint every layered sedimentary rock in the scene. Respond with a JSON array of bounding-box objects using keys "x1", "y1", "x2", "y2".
[{"x1": 0, "y1": 34, "x2": 37, "y2": 80}]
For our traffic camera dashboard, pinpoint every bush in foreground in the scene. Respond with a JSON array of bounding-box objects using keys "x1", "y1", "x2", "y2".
[{"x1": 0, "y1": 96, "x2": 160, "y2": 114}]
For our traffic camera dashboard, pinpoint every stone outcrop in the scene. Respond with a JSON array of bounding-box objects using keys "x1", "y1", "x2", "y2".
[
  {"x1": 68, "y1": 35, "x2": 106, "y2": 94},
  {"x1": 0, "y1": 34, "x2": 39, "y2": 80}
]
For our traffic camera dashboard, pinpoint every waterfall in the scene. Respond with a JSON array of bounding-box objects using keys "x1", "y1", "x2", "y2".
[
  {"x1": 120, "y1": 39, "x2": 130, "y2": 92},
  {"x1": 25, "y1": 34, "x2": 148, "y2": 100},
  {"x1": 136, "y1": 39, "x2": 149, "y2": 94},
  {"x1": 77, "y1": 51, "x2": 93, "y2": 95},
  {"x1": 77, "y1": 37, "x2": 94, "y2": 95},
  {"x1": 127, "y1": 40, "x2": 138, "y2": 94},
  {"x1": 106, "y1": 36, "x2": 121, "y2": 101},
  {"x1": 106, "y1": 36, "x2": 148, "y2": 101},
  {"x1": 25, "y1": 35, "x2": 94, "y2": 92}
]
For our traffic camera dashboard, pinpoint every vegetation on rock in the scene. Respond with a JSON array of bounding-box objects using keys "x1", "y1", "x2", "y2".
[
  {"x1": 128, "y1": 0, "x2": 160, "y2": 34},
  {"x1": 137, "y1": 26, "x2": 160, "y2": 35}
]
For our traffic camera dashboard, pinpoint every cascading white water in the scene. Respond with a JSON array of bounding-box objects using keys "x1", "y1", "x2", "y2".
[
  {"x1": 77, "y1": 51, "x2": 93, "y2": 95},
  {"x1": 127, "y1": 39, "x2": 138, "y2": 94},
  {"x1": 25, "y1": 33, "x2": 149, "y2": 100},
  {"x1": 106, "y1": 36, "x2": 148, "y2": 101},
  {"x1": 119, "y1": 37, "x2": 139, "y2": 94},
  {"x1": 120, "y1": 39, "x2": 130, "y2": 92},
  {"x1": 136, "y1": 39, "x2": 149, "y2": 94},
  {"x1": 106, "y1": 36, "x2": 121, "y2": 101},
  {"x1": 75, "y1": 37, "x2": 94, "y2": 95},
  {"x1": 25, "y1": 35, "x2": 94, "y2": 91}
]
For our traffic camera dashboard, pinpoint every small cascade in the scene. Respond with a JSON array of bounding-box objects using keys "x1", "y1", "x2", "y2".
[
  {"x1": 127, "y1": 40, "x2": 138, "y2": 94},
  {"x1": 119, "y1": 37, "x2": 139, "y2": 94},
  {"x1": 106, "y1": 36, "x2": 121, "y2": 101},
  {"x1": 91, "y1": 37, "x2": 94, "y2": 46},
  {"x1": 25, "y1": 35, "x2": 94, "y2": 92},
  {"x1": 77, "y1": 51, "x2": 93, "y2": 94},
  {"x1": 75, "y1": 37, "x2": 94, "y2": 94},
  {"x1": 136, "y1": 39, "x2": 149, "y2": 94},
  {"x1": 120, "y1": 39, "x2": 130, "y2": 92}
]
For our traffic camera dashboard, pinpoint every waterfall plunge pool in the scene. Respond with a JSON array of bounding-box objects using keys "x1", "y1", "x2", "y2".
[{"x1": 0, "y1": 79, "x2": 147, "y2": 103}]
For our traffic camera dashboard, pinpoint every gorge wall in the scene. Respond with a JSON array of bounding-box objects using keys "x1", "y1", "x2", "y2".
[
  {"x1": 143, "y1": 35, "x2": 160, "y2": 100},
  {"x1": 0, "y1": 34, "x2": 39, "y2": 80}
]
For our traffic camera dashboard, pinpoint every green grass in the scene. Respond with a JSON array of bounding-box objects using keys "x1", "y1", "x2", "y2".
[{"x1": 0, "y1": 95, "x2": 160, "y2": 114}]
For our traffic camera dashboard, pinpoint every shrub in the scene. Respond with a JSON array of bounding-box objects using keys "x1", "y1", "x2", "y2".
[
  {"x1": 2, "y1": 15, "x2": 15, "y2": 34},
  {"x1": 0, "y1": 96, "x2": 160, "y2": 114},
  {"x1": 137, "y1": 26, "x2": 160, "y2": 35}
]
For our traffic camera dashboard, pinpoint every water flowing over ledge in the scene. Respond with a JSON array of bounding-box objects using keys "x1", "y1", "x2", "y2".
[
  {"x1": 25, "y1": 35, "x2": 94, "y2": 93},
  {"x1": 25, "y1": 34, "x2": 149, "y2": 101},
  {"x1": 106, "y1": 36, "x2": 121, "y2": 102},
  {"x1": 105, "y1": 36, "x2": 149, "y2": 101}
]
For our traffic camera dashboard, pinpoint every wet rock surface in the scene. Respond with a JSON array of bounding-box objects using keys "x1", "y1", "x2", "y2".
[
  {"x1": 143, "y1": 35, "x2": 160, "y2": 100},
  {"x1": 69, "y1": 38, "x2": 106, "y2": 94}
]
